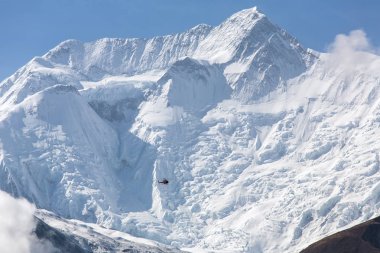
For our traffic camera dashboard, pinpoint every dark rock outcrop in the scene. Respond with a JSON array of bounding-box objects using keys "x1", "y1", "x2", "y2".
[{"x1": 301, "y1": 217, "x2": 380, "y2": 253}]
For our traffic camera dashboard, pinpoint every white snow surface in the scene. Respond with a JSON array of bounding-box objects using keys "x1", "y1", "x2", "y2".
[{"x1": 0, "y1": 6, "x2": 379, "y2": 253}]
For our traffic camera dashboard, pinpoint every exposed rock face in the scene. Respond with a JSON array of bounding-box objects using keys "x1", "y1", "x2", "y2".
[
  {"x1": 35, "y1": 218, "x2": 90, "y2": 253},
  {"x1": 34, "y1": 211, "x2": 184, "y2": 253},
  {"x1": 301, "y1": 217, "x2": 380, "y2": 253}
]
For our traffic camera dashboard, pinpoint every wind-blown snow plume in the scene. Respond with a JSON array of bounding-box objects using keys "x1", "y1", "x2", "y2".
[
  {"x1": 0, "y1": 191, "x2": 56, "y2": 253},
  {"x1": 326, "y1": 29, "x2": 380, "y2": 71},
  {"x1": 330, "y1": 30, "x2": 372, "y2": 53}
]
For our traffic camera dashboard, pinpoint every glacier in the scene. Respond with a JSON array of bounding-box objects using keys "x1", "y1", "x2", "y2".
[{"x1": 1, "y1": 6, "x2": 380, "y2": 253}]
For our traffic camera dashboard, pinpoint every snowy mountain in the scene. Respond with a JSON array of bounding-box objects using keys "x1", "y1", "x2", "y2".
[
  {"x1": 1, "y1": 6, "x2": 380, "y2": 253},
  {"x1": 34, "y1": 210, "x2": 183, "y2": 253}
]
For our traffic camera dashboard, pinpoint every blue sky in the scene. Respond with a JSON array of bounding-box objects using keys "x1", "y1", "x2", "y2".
[{"x1": 0, "y1": 0, "x2": 379, "y2": 80}]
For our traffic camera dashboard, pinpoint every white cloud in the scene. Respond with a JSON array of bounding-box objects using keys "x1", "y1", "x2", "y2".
[
  {"x1": 0, "y1": 191, "x2": 57, "y2": 253},
  {"x1": 326, "y1": 30, "x2": 380, "y2": 72},
  {"x1": 329, "y1": 30, "x2": 372, "y2": 53}
]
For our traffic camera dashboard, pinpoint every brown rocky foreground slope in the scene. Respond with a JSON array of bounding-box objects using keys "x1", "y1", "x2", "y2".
[{"x1": 301, "y1": 216, "x2": 380, "y2": 253}]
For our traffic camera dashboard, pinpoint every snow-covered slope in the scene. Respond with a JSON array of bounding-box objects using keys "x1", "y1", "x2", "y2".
[
  {"x1": 2, "y1": 6, "x2": 380, "y2": 253},
  {"x1": 0, "y1": 84, "x2": 121, "y2": 223}
]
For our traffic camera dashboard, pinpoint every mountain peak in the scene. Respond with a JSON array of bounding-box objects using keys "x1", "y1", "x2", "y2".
[
  {"x1": 227, "y1": 6, "x2": 265, "y2": 22},
  {"x1": 221, "y1": 6, "x2": 267, "y2": 34}
]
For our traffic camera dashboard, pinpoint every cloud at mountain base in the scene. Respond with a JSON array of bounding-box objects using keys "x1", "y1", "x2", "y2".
[{"x1": 0, "y1": 191, "x2": 57, "y2": 253}]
